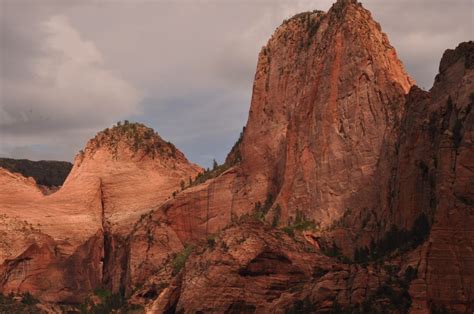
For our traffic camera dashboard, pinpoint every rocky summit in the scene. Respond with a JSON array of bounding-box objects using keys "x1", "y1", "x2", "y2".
[
  {"x1": 0, "y1": 0, "x2": 473, "y2": 313},
  {"x1": 0, "y1": 122, "x2": 201, "y2": 305}
]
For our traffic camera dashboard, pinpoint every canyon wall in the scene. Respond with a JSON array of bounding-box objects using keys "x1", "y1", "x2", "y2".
[{"x1": 0, "y1": 0, "x2": 472, "y2": 312}]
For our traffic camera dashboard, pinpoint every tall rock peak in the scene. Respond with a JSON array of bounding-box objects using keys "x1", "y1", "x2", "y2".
[
  {"x1": 432, "y1": 41, "x2": 474, "y2": 96},
  {"x1": 240, "y1": 0, "x2": 414, "y2": 230},
  {"x1": 439, "y1": 41, "x2": 474, "y2": 73}
]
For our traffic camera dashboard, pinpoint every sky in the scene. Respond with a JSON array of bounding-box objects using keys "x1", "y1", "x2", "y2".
[{"x1": 1, "y1": 0, "x2": 473, "y2": 168}]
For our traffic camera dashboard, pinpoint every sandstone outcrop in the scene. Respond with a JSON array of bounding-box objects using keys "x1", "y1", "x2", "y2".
[
  {"x1": 0, "y1": 123, "x2": 200, "y2": 303},
  {"x1": 130, "y1": 220, "x2": 418, "y2": 313},
  {"x1": 64, "y1": 122, "x2": 201, "y2": 234},
  {"x1": 392, "y1": 42, "x2": 474, "y2": 313},
  {"x1": 1, "y1": 0, "x2": 472, "y2": 312}
]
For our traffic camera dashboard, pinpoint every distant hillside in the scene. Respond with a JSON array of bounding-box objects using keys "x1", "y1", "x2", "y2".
[{"x1": 0, "y1": 158, "x2": 72, "y2": 187}]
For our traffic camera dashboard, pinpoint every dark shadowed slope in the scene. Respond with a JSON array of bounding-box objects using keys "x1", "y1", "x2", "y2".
[{"x1": 0, "y1": 158, "x2": 72, "y2": 187}]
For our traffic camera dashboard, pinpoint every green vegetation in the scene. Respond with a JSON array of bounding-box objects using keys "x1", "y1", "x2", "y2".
[
  {"x1": 91, "y1": 288, "x2": 125, "y2": 312},
  {"x1": 272, "y1": 204, "x2": 282, "y2": 228},
  {"x1": 443, "y1": 95, "x2": 472, "y2": 151},
  {"x1": 306, "y1": 14, "x2": 321, "y2": 39},
  {"x1": 172, "y1": 245, "x2": 193, "y2": 275},
  {"x1": 282, "y1": 10, "x2": 323, "y2": 26},
  {"x1": 291, "y1": 209, "x2": 318, "y2": 231},
  {"x1": 252, "y1": 193, "x2": 274, "y2": 221},
  {"x1": 452, "y1": 97, "x2": 472, "y2": 150},
  {"x1": 430, "y1": 303, "x2": 450, "y2": 314},
  {"x1": 282, "y1": 209, "x2": 318, "y2": 237},
  {"x1": 226, "y1": 127, "x2": 245, "y2": 166},
  {"x1": 281, "y1": 10, "x2": 323, "y2": 51},
  {"x1": 285, "y1": 264, "x2": 417, "y2": 314},
  {"x1": 281, "y1": 226, "x2": 295, "y2": 237},
  {"x1": 312, "y1": 266, "x2": 329, "y2": 279},
  {"x1": 0, "y1": 292, "x2": 40, "y2": 313},
  {"x1": 207, "y1": 234, "x2": 217, "y2": 250},
  {"x1": 186, "y1": 128, "x2": 246, "y2": 189},
  {"x1": 320, "y1": 242, "x2": 352, "y2": 264},
  {"x1": 93, "y1": 121, "x2": 178, "y2": 159},
  {"x1": 285, "y1": 296, "x2": 315, "y2": 314},
  {"x1": 93, "y1": 287, "x2": 112, "y2": 300},
  {"x1": 404, "y1": 265, "x2": 418, "y2": 282},
  {"x1": 428, "y1": 112, "x2": 439, "y2": 142},
  {"x1": 325, "y1": 209, "x2": 353, "y2": 231},
  {"x1": 371, "y1": 283, "x2": 411, "y2": 312},
  {"x1": 21, "y1": 292, "x2": 39, "y2": 306},
  {"x1": 447, "y1": 96, "x2": 462, "y2": 149},
  {"x1": 452, "y1": 118, "x2": 463, "y2": 149},
  {"x1": 353, "y1": 213, "x2": 431, "y2": 263},
  {"x1": 220, "y1": 241, "x2": 229, "y2": 252},
  {"x1": 189, "y1": 162, "x2": 232, "y2": 187},
  {"x1": 353, "y1": 246, "x2": 370, "y2": 264},
  {"x1": 78, "y1": 287, "x2": 144, "y2": 314}
]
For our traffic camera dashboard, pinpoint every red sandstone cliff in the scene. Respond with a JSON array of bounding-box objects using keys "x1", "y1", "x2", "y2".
[
  {"x1": 130, "y1": 0, "x2": 415, "y2": 273},
  {"x1": 0, "y1": 0, "x2": 472, "y2": 312},
  {"x1": 126, "y1": 1, "x2": 472, "y2": 312},
  {"x1": 240, "y1": 0, "x2": 413, "y2": 230},
  {"x1": 392, "y1": 42, "x2": 474, "y2": 313}
]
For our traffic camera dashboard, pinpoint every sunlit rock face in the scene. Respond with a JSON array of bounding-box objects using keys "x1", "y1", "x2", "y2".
[
  {"x1": 136, "y1": 0, "x2": 415, "y2": 264},
  {"x1": 0, "y1": 122, "x2": 200, "y2": 302},
  {"x1": 240, "y1": 0, "x2": 413, "y2": 231},
  {"x1": 128, "y1": 0, "x2": 472, "y2": 310}
]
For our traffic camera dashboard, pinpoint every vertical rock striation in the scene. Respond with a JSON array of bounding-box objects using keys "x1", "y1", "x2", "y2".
[
  {"x1": 241, "y1": 0, "x2": 414, "y2": 233},
  {"x1": 393, "y1": 42, "x2": 474, "y2": 313},
  {"x1": 141, "y1": 0, "x2": 415, "y2": 257}
]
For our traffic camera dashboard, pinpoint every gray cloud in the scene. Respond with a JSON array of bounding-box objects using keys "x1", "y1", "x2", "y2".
[
  {"x1": 365, "y1": 0, "x2": 473, "y2": 89},
  {"x1": 1, "y1": 4, "x2": 143, "y2": 160},
  {"x1": 1, "y1": 0, "x2": 472, "y2": 166}
]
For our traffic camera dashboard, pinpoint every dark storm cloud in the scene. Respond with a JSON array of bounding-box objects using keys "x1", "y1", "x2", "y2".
[{"x1": 1, "y1": 0, "x2": 472, "y2": 166}]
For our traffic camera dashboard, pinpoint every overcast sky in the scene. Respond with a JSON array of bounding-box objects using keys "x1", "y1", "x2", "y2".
[{"x1": 1, "y1": 0, "x2": 472, "y2": 167}]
